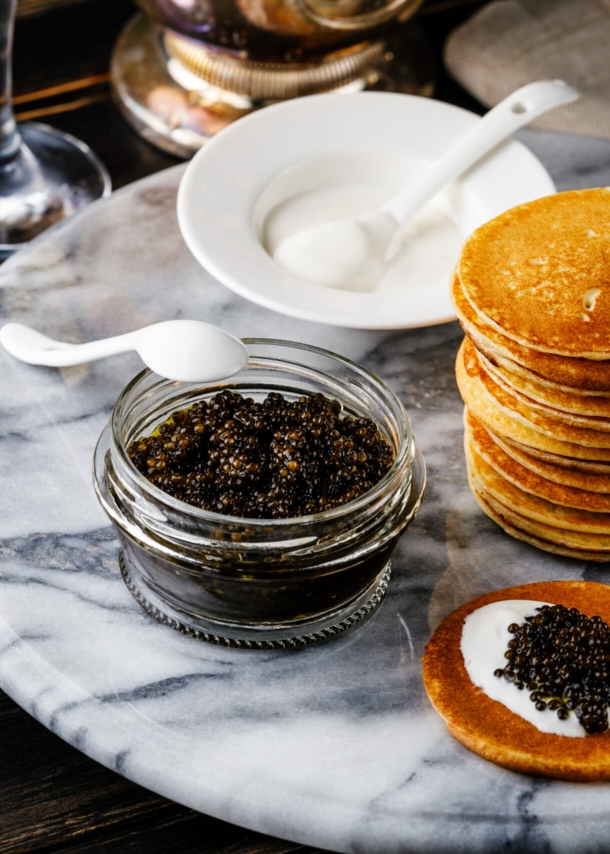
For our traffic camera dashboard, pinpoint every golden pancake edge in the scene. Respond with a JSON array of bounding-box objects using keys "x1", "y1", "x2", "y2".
[
  {"x1": 451, "y1": 269, "x2": 610, "y2": 393},
  {"x1": 458, "y1": 188, "x2": 610, "y2": 359},
  {"x1": 423, "y1": 581, "x2": 610, "y2": 779},
  {"x1": 456, "y1": 339, "x2": 610, "y2": 460},
  {"x1": 465, "y1": 410, "x2": 610, "y2": 511}
]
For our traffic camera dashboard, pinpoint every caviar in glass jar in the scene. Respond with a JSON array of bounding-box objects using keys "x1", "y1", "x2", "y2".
[
  {"x1": 128, "y1": 390, "x2": 394, "y2": 518},
  {"x1": 494, "y1": 604, "x2": 610, "y2": 734}
]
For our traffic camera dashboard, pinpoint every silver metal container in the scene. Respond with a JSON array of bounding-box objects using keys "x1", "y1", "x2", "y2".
[{"x1": 111, "y1": 0, "x2": 433, "y2": 156}]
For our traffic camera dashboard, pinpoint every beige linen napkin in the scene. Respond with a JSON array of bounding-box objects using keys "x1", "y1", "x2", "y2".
[{"x1": 444, "y1": 0, "x2": 610, "y2": 139}]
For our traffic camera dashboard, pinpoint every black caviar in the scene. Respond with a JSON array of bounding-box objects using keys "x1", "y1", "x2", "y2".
[
  {"x1": 128, "y1": 390, "x2": 394, "y2": 519},
  {"x1": 494, "y1": 604, "x2": 610, "y2": 735}
]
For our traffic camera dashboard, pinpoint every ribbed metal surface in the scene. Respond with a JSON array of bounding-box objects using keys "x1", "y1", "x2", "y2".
[{"x1": 163, "y1": 32, "x2": 386, "y2": 99}]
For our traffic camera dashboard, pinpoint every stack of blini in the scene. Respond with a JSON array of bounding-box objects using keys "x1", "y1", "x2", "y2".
[{"x1": 453, "y1": 188, "x2": 610, "y2": 562}]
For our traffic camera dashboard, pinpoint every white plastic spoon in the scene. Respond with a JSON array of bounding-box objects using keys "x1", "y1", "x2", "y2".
[
  {"x1": 0, "y1": 319, "x2": 249, "y2": 383},
  {"x1": 273, "y1": 79, "x2": 580, "y2": 291}
]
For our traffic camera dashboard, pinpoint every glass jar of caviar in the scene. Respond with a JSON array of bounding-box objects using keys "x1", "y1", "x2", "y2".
[{"x1": 93, "y1": 339, "x2": 424, "y2": 648}]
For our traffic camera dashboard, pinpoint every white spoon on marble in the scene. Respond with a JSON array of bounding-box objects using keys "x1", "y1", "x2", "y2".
[
  {"x1": 0, "y1": 319, "x2": 249, "y2": 382},
  {"x1": 273, "y1": 79, "x2": 580, "y2": 291}
]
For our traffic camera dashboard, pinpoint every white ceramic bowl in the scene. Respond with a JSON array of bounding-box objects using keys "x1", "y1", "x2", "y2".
[{"x1": 177, "y1": 92, "x2": 555, "y2": 330}]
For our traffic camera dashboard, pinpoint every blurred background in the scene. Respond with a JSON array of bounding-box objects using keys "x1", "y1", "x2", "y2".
[
  {"x1": 6, "y1": 1, "x2": 606, "y2": 852},
  {"x1": 11, "y1": 0, "x2": 492, "y2": 189}
]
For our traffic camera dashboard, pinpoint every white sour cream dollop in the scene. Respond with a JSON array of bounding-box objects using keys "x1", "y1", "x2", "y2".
[
  {"x1": 461, "y1": 600, "x2": 586, "y2": 738},
  {"x1": 265, "y1": 183, "x2": 463, "y2": 293}
]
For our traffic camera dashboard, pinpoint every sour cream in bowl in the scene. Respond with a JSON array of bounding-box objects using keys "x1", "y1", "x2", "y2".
[{"x1": 177, "y1": 91, "x2": 555, "y2": 329}]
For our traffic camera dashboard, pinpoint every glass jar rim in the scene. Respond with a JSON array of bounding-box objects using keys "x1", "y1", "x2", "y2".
[{"x1": 110, "y1": 337, "x2": 412, "y2": 527}]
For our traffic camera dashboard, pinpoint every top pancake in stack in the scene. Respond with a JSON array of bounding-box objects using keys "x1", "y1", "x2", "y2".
[
  {"x1": 460, "y1": 188, "x2": 610, "y2": 360},
  {"x1": 453, "y1": 188, "x2": 610, "y2": 561}
]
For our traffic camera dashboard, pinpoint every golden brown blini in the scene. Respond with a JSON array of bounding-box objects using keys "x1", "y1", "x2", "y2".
[
  {"x1": 458, "y1": 189, "x2": 610, "y2": 358},
  {"x1": 492, "y1": 431, "x2": 610, "y2": 488},
  {"x1": 450, "y1": 270, "x2": 610, "y2": 393},
  {"x1": 460, "y1": 338, "x2": 610, "y2": 449},
  {"x1": 477, "y1": 349, "x2": 610, "y2": 418},
  {"x1": 469, "y1": 483, "x2": 610, "y2": 562},
  {"x1": 465, "y1": 410, "x2": 610, "y2": 512},
  {"x1": 456, "y1": 340, "x2": 610, "y2": 461},
  {"x1": 423, "y1": 581, "x2": 610, "y2": 780},
  {"x1": 499, "y1": 434, "x2": 610, "y2": 476}
]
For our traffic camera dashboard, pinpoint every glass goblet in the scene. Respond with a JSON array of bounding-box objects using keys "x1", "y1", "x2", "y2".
[{"x1": 0, "y1": 0, "x2": 111, "y2": 259}]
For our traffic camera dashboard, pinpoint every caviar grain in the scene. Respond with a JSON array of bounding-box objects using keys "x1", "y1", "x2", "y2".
[
  {"x1": 128, "y1": 390, "x2": 394, "y2": 519},
  {"x1": 495, "y1": 604, "x2": 610, "y2": 735}
]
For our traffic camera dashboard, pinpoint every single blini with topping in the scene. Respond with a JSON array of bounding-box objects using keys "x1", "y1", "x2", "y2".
[{"x1": 423, "y1": 581, "x2": 610, "y2": 780}]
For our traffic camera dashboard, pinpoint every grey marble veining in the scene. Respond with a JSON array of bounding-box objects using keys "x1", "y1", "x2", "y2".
[{"x1": 1, "y1": 129, "x2": 610, "y2": 854}]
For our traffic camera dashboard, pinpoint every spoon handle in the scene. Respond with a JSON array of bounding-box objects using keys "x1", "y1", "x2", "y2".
[
  {"x1": 0, "y1": 322, "x2": 136, "y2": 367},
  {"x1": 382, "y1": 80, "x2": 579, "y2": 227}
]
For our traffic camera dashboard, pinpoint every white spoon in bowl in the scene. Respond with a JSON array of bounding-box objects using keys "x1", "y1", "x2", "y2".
[
  {"x1": 273, "y1": 79, "x2": 580, "y2": 291},
  {"x1": 0, "y1": 319, "x2": 249, "y2": 382}
]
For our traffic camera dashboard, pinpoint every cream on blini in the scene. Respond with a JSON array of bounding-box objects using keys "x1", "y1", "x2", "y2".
[{"x1": 461, "y1": 600, "x2": 586, "y2": 738}]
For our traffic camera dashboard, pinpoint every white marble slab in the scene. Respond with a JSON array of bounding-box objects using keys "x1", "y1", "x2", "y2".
[{"x1": 1, "y1": 129, "x2": 610, "y2": 854}]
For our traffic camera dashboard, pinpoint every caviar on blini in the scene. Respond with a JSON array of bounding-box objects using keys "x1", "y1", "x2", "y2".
[
  {"x1": 128, "y1": 390, "x2": 394, "y2": 519},
  {"x1": 494, "y1": 604, "x2": 610, "y2": 735}
]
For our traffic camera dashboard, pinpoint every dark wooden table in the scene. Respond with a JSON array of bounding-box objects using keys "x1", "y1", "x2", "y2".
[{"x1": 2, "y1": 2, "x2": 486, "y2": 851}]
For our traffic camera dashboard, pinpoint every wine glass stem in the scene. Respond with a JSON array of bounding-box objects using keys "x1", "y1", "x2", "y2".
[{"x1": 0, "y1": 0, "x2": 19, "y2": 164}]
